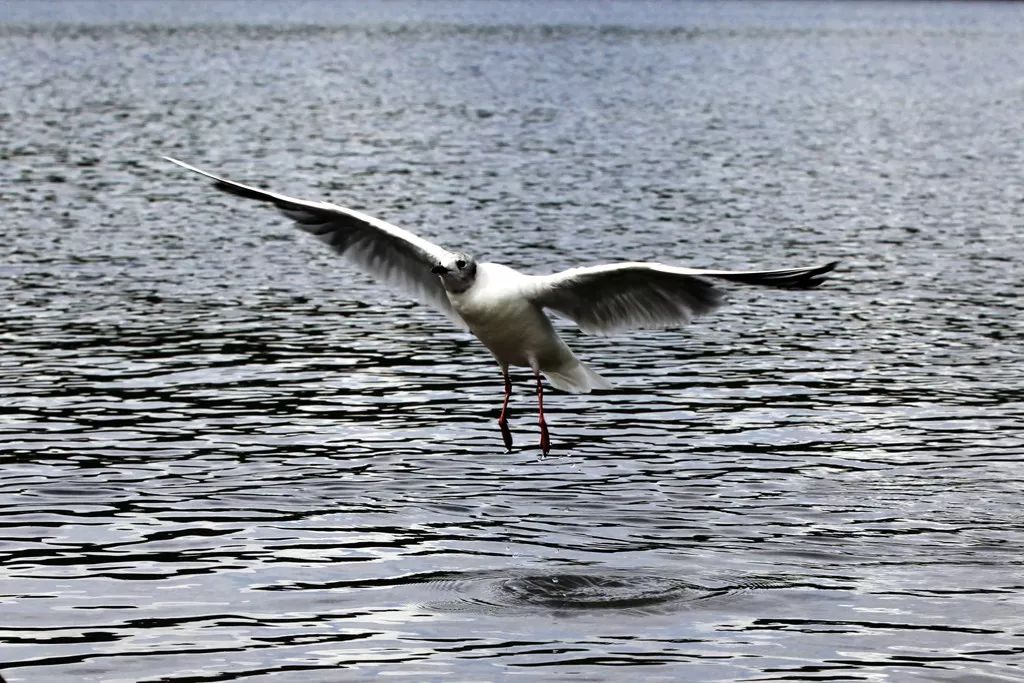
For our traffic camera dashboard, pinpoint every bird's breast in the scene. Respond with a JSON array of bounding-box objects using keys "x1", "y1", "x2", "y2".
[
  {"x1": 450, "y1": 289, "x2": 563, "y2": 367},
  {"x1": 451, "y1": 289, "x2": 534, "y2": 332}
]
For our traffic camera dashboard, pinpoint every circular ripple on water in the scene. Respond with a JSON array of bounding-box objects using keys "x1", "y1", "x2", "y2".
[{"x1": 427, "y1": 570, "x2": 734, "y2": 615}]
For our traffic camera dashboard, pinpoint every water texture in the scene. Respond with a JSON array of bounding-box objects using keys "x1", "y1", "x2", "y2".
[{"x1": 2, "y1": 1, "x2": 1024, "y2": 681}]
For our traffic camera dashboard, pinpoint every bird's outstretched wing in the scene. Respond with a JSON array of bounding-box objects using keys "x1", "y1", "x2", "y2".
[
  {"x1": 164, "y1": 157, "x2": 456, "y2": 317},
  {"x1": 526, "y1": 261, "x2": 838, "y2": 335}
]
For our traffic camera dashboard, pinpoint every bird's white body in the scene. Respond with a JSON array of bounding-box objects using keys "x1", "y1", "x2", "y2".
[
  {"x1": 446, "y1": 263, "x2": 599, "y2": 391},
  {"x1": 448, "y1": 264, "x2": 550, "y2": 368}
]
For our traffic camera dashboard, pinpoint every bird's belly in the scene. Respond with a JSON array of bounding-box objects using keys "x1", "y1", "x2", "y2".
[{"x1": 456, "y1": 297, "x2": 566, "y2": 369}]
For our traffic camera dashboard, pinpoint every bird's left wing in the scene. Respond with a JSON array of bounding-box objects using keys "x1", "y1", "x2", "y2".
[
  {"x1": 164, "y1": 157, "x2": 456, "y2": 317},
  {"x1": 525, "y1": 260, "x2": 838, "y2": 335},
  {"x1": 524, "y1": 262, "x2": 726, "y2": 335}
]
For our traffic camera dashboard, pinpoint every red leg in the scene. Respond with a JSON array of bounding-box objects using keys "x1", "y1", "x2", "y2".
[
  {"x1": 534, "y1": 370, "x2": 550, "y2": 455},
  {"x1": 498, "y1": 367, "x2": 513, "y2": 452}
]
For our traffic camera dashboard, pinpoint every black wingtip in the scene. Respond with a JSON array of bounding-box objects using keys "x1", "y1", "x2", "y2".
[
  {"x1": 709, "y1": 260, "x2": 840, "y2": 289},
  {"x1": 164, "y1": 156, "x2": 299, "y2": 210},
  {"x1": 801, "y1": 260, "x2": 840, "y2": 288},
  {"x1": 788, "y1": 260, "x2": 840, "y2": 289}
]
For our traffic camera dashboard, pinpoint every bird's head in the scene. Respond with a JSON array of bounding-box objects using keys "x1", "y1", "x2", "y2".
[{"x1": 431, "y1": 252, "x2": 478, "y2": 293}]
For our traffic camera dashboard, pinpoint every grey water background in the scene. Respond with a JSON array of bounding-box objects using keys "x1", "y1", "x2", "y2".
[{"x1": 3, "y1": 1, "x2": 1024, "y2": 681}]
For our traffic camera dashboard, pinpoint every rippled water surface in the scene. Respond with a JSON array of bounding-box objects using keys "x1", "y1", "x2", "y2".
[{"x1": 3, "y1": 1, "x2": 1024, "y2": 681}]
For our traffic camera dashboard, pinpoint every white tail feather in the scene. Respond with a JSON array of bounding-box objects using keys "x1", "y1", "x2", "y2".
[{"x1": 543, "y1": 361, "x2": 612, "y2": 393}]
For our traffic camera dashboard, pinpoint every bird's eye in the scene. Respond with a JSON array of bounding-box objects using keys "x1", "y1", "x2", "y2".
[{"x1": 456, "y1": 260, "x2": 467, "y2": 269}]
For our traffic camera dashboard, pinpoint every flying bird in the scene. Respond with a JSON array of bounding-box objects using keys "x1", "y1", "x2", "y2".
[{"x1": 165, "y1": 157, "x2": 837, "y2": 454}]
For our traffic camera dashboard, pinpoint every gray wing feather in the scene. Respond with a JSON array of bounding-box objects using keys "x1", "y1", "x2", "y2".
[
  {"x1": 164, "y1": 157, "x2": 456, "y2": 317},
  {"x1": 528, "y1": 263, "x2": 725, "y2": 335},
  {"x1": 528, "y1": 260, "x2": 838, "y2": 335}
]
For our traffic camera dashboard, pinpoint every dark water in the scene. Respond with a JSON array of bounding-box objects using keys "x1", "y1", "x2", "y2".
[{"x1": 3, "y1": 1, "x2": 1024, "y2": 681}]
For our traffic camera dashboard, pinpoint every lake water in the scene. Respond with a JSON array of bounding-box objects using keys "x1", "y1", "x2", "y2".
[{"x1": 2, "y1": 1, "x2": 1024, "y2": 681}]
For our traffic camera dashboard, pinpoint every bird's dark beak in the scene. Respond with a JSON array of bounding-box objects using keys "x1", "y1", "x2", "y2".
[{"x1": 431, "y1": 264, "x2": 449, "y2": 275}]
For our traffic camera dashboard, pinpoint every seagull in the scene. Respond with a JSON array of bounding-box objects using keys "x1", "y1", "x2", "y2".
[{"x1": 165, "y1": 157, "x2": 837, "y2": 454}]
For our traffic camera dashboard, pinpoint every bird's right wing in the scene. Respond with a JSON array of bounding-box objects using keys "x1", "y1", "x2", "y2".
[{"x1": 164, "y1": 157, "x2": 456, "y2": 317}]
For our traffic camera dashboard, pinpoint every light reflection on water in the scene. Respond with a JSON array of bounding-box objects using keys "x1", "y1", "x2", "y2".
[{"x1": 3, "y1": 1, "x2": 1024, "y2": 681}]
